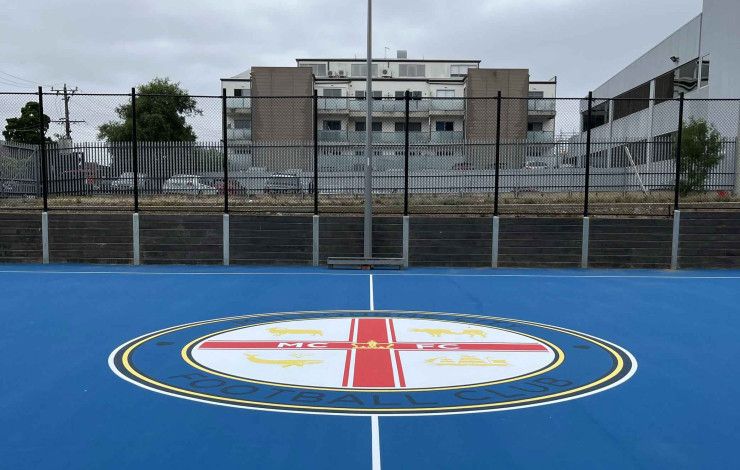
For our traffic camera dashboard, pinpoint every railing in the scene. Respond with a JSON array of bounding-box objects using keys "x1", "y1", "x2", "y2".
[
  {"x1": 316, "y1": 131, "x2": 464, "y2": 144},
  {"x1": 349, "y1": 99, "x2": 430, "y2": 113},
  {"x1": 227, "y1": 128, "x2": 251, "y2": 140},
  {"x1": 226, "y1": 97, "x2": 251, "y2": 110},
  {"x1": 528, "y1": 99, "x2": 556, "y2": 113},
  {"x1": 527, "y1": 131, "x2": 555, "y2": 143},
  {"x1": 430, "y1": 99, "x2": 465, "y2": 112}
]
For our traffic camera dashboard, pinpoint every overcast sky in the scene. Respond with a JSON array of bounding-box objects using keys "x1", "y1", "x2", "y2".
[
  {"x1": 1, "y1": 0, "x2": 703, "y2": 140},
  {"x1": 1, "y1": 0, "x2": 703, "y2": 96}
]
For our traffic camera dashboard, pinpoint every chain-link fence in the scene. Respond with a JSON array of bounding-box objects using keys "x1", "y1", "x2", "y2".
[{"x1": 1, "y1": 90, "x2": 738, "y2": 215}]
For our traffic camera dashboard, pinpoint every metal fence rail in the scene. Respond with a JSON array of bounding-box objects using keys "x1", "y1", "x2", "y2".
[{"x1": 1, "y1": 89, "x2": 739, "y2": 216}]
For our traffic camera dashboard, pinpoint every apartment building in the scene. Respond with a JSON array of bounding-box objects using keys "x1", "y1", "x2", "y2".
[{"x1": 220, "y1": 52, "x2": 557, "y2": 170}]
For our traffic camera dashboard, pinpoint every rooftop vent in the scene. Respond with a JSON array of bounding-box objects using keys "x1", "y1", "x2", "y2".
[{"x1": 396, "y1": 50, "x2": 407, "y2": 59}]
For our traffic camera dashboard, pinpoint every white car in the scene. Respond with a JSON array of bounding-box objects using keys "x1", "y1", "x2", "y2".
[
  {"x1": 111, "y1": 172, "x2": 147, "y2": 191},
  {"x1": 162, "y1": 175, "x2": 217, "y2": 195},
  {"x1": 524, "y1": 161, "x2": 549, "y2": 170}
]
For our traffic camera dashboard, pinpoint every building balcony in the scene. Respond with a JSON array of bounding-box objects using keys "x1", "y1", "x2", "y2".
[
  {"x1": 316, "y1": 98, "x2": 348, "y2": 111},
  {"x1": 527, "y1": 99, "x2": 556, "y2": 114},
  {"x1": 429, "y1": 99, "x2": 465, "y2": 112},
  {"x1": 526, "y1": 131, "x2": 555, "y2": 142},
  {"x1": 430, "y1": 131, "x2": 464, "y2": 143},
  {"x1": 348, "y1": 100, "x2": 430, "y2": 113},
  {"x1": 227, "y1": 128, "x2": 252, "y2": 140},
  {"x1": 226, "y1": 97, "x2": 251, "y2": 111},
  {"x1": 317, "y1": 131, "x2": 464, "y2": 144}
]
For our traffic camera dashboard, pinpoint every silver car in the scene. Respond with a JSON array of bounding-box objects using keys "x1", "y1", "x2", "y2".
[{"x1": 162, "y1": 175, "x2": 217, "y2": 195}]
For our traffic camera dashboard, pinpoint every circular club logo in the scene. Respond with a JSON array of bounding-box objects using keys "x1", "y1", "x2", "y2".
[{"x1": 109, "y1": 310, "x2": 636, "y2": 415}]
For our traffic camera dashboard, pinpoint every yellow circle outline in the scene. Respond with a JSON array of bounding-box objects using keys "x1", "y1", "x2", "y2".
[
  {"x1": 117, "y1": 310, "x2": 629, "y2": 413},
  {"x1": 180, "y1": 316, "x2": 563, "y2": 392}
]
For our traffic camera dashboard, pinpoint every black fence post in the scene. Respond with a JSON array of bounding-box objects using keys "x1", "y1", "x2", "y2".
[
  {"x1": 583, "y1": 91, "x2": 593, "y2": 217},
  {"x1": 313, "y1": 91, "x2": 319, "y2": 215},
  {"x1": 222, "y1": 88, "x2": 229, "y2": 214},
  {"x1": 674, "y1": 92, "x2": 685, "y2": 210},
  {"x1": 494, "y1": 91, "x2": 502, "y2": 216},
  {"x1": 131, "y1": 87, "x2": 139, "y2": 213},
  {"x1": 37, "y1": 86, "x2": 48, "y2": 211},
  {"x1": 404, "y1": 90, "x2": 410, "y2": 215}
]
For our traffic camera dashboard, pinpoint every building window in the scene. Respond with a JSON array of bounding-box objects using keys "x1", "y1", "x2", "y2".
[
  {"x1": 674, "y1": 60, "x2": 699, "y2": 95},
  {"x1": 302, "y1": 63, "x2": 327, "y2": 77},
  {"x1": 372, "y1": 91, "x2": 382, "y2": 100},
  {"x1": 582, "y1": 101, "x2": 610, "y2": 131},
  {"x1": 355, "y1": 90, "x2": 366, "y2": 100},
  {"x1": 450, "y1": 65, "x2": 471, "y2": 77},
  {"x1": 350, "y1": 64, "x2": 379, "y2": 77},
  {"x1": 354, "y1": 121, "x2": 382, "y2": 132},
  {"x1": 395, "y1": 90, "x2": 422, "y2": 100},
  {"x1": 700, "y1": 55, "x2": 710, "y2": 88},
  {"x1": 398, "y1": 64, "x2": 426, "y2": 78},
  {"x1": 323, "y1": 88, "x2": 342, "y2": 97},
  {"x1": 527, "y1": 122, "x2": 543, "y2": 132},
  {"x1": 612, "y1": 82, "x2": 650, "y2": 120},
  {"x1": 234, "y1": 119, "x2": 251, "y2": 129},
  {"x1": 323, "y1": 120, "x2": 341, "y2": 131},
  {"x1": 435, "y1": 121, "x2": 454, "y2": 131},
  {"x1": 436, "y1": 89, "x2": 455, "y2": 97},
  {"x1": 395, "y1": 122, "x2": 422, "y2": 132},
  {"x1": 234, "y1": 89, "x2": 243, "y2": 97}
]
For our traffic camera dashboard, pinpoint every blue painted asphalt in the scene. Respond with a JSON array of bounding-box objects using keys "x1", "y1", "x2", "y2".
[{"x1": 0, "y1": 265, "x2": 738, "y2": 469}]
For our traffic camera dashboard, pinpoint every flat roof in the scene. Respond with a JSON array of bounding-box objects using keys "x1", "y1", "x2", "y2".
[{"x1": 296, "y1": 58, "x2": 482, "y2": 64}]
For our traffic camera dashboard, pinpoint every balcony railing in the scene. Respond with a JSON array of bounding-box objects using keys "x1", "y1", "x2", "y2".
[
  {"x1": 226, "y1": 97, "x2": 251, "y2": 110},
  {"x1": 316, "y1": 98, "x2": 348, "y2": 111},
  {"x1": 528, "y1": 99, "x2": 556, "y2": 113},
  {"x1": 430, "y1": 131, "x2": 464, "y2": 143},
  {"x1": 227, "y1": 128, "x2": 252, "y2": 140},
  {"x1": 430, "y1": 99, "x2": 465, "y2": 112},
  {"x1": 348, "y1": 100, "x2": 430, "y2": 113},
  {"x1": 526, "y1": 131, "x2": 555, "y2": 143},
  {"x1": 317, "y1": 131, "x2": 464, "y2": 144}
]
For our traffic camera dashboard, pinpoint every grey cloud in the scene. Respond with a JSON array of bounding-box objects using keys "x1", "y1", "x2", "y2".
[{"x1": 1, "y1": 0, "x2": 702, "y2": 96}]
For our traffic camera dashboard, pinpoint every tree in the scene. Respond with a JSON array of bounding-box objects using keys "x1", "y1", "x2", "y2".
[
  {"x1": 678, "y1": 118, "x2": 722, "y2": 196},
  {"x1": 98, "y1": 78, "x2": 201, "y2": 142},
  {"x1": 2, "y1": 102, "x2": 51, "y2": 145}
]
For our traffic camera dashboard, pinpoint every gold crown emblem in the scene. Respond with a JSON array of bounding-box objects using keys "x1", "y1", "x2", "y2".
[{"x1": 352, "y1": 340, "x2": 394, "y2": 350}]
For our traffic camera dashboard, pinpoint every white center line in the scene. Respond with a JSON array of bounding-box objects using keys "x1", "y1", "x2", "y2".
[
  {"x1": 368, "y1": 274, "x2": 381, "y2": 470},
  {"x1": 371, "y1": 415, "x2": 381, "y2": 470}
]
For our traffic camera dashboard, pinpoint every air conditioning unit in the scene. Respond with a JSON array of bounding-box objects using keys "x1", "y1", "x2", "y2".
[
  {"x1": 381, "y1": 69, "x2": 391, "y2": 77},
  {"x1": 338, "y1": 70, "x2": 346, "y2": 77},
  {"x1": 328, "y1": 71, "x2": 335, "y2": 77}
]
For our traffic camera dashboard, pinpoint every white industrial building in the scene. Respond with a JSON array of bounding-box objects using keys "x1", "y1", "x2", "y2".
[{"x1": 577, "y1": 0, "x2": 740, "y2": 173}]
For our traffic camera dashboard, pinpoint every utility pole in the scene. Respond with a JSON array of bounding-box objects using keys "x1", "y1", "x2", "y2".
[{"x1": 51, "y1": 84, "x2": 84, "y2": 139}]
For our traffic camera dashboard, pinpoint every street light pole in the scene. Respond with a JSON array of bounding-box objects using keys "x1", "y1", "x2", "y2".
[{"x1": 363, "y1": 0, "x2": 373, "y2": 259}]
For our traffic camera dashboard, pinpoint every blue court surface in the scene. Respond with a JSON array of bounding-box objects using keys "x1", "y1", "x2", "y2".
[{"x1": 1, "y1": 265, "x2": 738, "y2": 469}]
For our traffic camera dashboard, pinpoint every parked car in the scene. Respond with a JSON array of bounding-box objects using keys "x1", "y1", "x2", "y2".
[
  {"x1": 215, "y1": 178, "x2": 241, "y2": 196},
  {"x1": 265, "y1": 174, "x2": 302, "y2": 194},
  {"x1": 452, "y1": 162, "x2": 474, "y2": 170},
  {"x1": 162, "y1": 175, "x2": 217, "y2": 195},
  {"x1": 524, "y1": 161, "x2": 549, "y2": 170},
  {"x1": 111, "y1": 172, "x2": 147, "y2": 191}
]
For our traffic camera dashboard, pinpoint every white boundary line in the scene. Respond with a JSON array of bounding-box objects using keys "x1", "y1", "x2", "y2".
[{"x1": 2, "y1": 269, "x2": 740, "y2": 280}]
